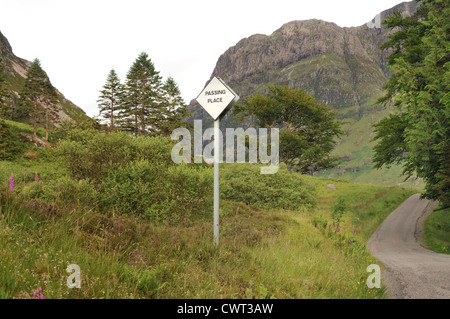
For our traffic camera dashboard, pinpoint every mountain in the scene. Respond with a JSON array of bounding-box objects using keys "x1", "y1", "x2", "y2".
[
  {"x1": 188, "y1": 1, "x2": 423, "y2": 187},
  {"x1": 0, "y1": 30, "x2": 90, "y2": 127}
]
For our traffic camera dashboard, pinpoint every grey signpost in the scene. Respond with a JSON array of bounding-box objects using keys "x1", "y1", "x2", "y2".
[{"x1": 196, "y1": 77, "x2": 239, "y2": 245}]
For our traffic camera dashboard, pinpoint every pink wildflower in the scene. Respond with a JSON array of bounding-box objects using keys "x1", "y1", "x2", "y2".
[
  {"x1": 32, "y1": 287, "x2": 44, "y2": 299},
  {"x1": 35, "y1": 173, "x2": 39, "y2": 182},
  {"x1": 9, "y1": 175, "x2": 14, "y2": 191}
]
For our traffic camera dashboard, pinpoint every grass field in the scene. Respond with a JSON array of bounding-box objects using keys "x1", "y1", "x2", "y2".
[
  {"x1": 0, "y1": 159, "x2": 416, "y2": 299},
  {"x1": 0, "y1": 121, "x2": 423, "y2": 299}
]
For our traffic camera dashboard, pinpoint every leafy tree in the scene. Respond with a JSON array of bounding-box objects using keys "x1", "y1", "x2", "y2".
[
  {"x1": 159, "y1": 76, "x2": 191, "y2": 136},
  {"x1": 119, "y1": 52, "x2": 165, "y2": 135},
  {"x1": 18, "y1": 59, "x2": 58, "y2": 141},
  {"x1": 97, "y1": 69, "x2": 122, "y2": 131},
  {"x1": 373, "y1": 0, "x2": 450, "y2": 207},
  {"x1": 233, "y1": 84, "x2": 342, "y2": 173}
]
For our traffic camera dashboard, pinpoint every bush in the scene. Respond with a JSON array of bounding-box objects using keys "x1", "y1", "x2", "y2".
[
  {"x1": 22, "y1": 175, "x2": 98, "y2": 207},
  {"x1": 220, "y1": 163, "x2": 316, "y2": 210},
  {"x1": 49, "y1": 130, "x2": 317, "y2": 223},
  {"x1": 54, "y1": 129, "x2": 175, "y2": 184},
  {"x1": 100, "y1": 161, "x2": 212, "y2": 224}
]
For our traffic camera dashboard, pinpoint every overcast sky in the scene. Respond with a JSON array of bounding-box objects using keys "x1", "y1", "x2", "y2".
[{"x1": 0, "y1": 0, "x2": 407, "y2": 117}]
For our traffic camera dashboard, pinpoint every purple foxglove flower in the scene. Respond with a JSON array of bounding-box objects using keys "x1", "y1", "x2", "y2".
[
  {"x1": 35, "y1": 173, "x2": 39, "y2": 182},
  {"x1": 9, "y1": 175, "x2": 14, "y2": 191}
]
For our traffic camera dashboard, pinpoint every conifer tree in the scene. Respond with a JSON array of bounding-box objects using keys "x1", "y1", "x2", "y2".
[
  {"x1": 0, "y1": 57, "x2": 10, "y2": 119},
  {"x1": 159, "y1": 76, "x2": 190, "y2": 136},
  {"x1": 120, "y1": 52, "x2": 164, "y2": 135},
  {"x1": 19, "y1": 59, "x2": 57, "y2": 140},
  {"x1": 0, "y1": 119, "x2": 10, "y2": 159},
  {"x1": 97, "y1": 69, "x2": 122, "y2": 130}
]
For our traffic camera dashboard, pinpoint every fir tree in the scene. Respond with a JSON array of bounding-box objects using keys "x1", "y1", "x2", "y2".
[
  {"x1": 0, "y1": 119, "x2": 10, "y2": 159},
  {"x1": 97, "y1": 69, "x2": 122, "y2": 131},
  {"x1": 159, "y1": 76, "x2": 190, "y2": 136},
  {"x1": 120, "y1": 52, "x2": 164, "y2": 135},
  {"x1": 0, "y1": 57, "x2": 10, "y2": 119},
  {"x1": 19, "y1": 59, "x2": 58, "y2": 141}
]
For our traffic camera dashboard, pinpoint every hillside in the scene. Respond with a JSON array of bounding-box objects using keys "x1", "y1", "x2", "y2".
[
  {"x1": 188, "y1": 1, "x2": 422, "y2": 187},
  {"x1": 0, "y1": 127, "x2": 418, "y2": 299},
  {"x1": 0, "y1": 31, "x2": 90, "y2": 127}
]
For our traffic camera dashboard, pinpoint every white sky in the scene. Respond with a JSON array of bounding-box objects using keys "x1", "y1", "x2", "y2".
[{"x1": 0, "y1": 0, "x2": 407, "y2": 118}]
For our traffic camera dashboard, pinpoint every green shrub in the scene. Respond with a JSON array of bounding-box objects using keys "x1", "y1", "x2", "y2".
[
  {"x1": 22, "y1": 175, "x2": 98, "y2": 207},
  {"x1": 54, "y1": 130, "x2": 175, "y2": 184},
  {"x1": 220, "y1": 163, "x2": 316, "y2": 210},
  {"x1": 100, "y1": 161, "x2": 212, "y2": 224}
]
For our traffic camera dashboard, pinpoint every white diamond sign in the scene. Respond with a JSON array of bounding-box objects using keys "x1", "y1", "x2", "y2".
[{"x1": 195, "y1": 77, "x2": 239, "y2": 120}]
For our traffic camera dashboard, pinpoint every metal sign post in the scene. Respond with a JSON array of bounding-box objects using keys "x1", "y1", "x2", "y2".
[
  {"x1": 196, "y1": 77, "x2": 239, "y2": 246},
  {"x1": 213, "y1": 118, "x2": 220, "y2": 245}
]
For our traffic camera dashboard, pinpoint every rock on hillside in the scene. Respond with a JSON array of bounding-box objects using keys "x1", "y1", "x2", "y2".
[
  {"x1": 196, "y1": 1, "x2": 419, "y2": 113},
  {"x1": 187, "y1": 1, "x2": 422, "y2": 186},
  {"x1": 0, "y1": 30, "x2": 90, "y2": 127}
]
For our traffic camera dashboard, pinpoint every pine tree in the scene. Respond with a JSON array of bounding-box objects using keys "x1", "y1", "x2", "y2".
[
  {"x1": 120, "y1": 52, "x2": 164, "y2": 135},
  {"x1": 159, "y1": 76, "x2": 190, "y2": 136},
  {"x1": 0, "y1": 119, "x2": 10, "y2": 159},
  {"x1": 0, "y1": 57, "x2": 10, "y2": 119},
  {"x1": 19, "y1": 59, "x2": 57, "y2": 141},
  {"x1": 97, "y1": 69, "x2": 122, "y2": 131}
]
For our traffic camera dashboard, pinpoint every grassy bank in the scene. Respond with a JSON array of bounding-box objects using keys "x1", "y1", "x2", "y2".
[
  {"x1": 423, "y1": 206, "x2": 450, "y2": 255},
  {"x1": 0, "y1": 127, "x2": 419, "y2": 299},
  {"x1": 0, "y1": 164, "x2": 416, "y2": 298}
]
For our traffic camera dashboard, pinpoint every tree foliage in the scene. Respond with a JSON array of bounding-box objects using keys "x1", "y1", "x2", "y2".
[
  {"x1": 120, "y1": 52, "x2": 165, "y2": 135},
  {"x1": 373, "y1": 0, "x2": 450, "y2": 207},
  {"x1": 233, "y1": 84, "x2": 342, "y2": 173},
  {"x1": 98, "y1": 52, "x2": 190, "y2": 136},
  {"x1": 0, "y1": 57, "x2": 10, "y2": 119},
  {"x1": 97, "y1": 69, "x2": 122, "y2": 130},
  {"x1": 18, "y1": 59, "x2": 58, "y2": 140}
]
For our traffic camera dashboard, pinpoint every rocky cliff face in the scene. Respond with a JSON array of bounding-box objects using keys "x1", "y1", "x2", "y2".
[
  {"x1": 0, "y1": 31, "x2": 89, "y2": 126},
  {"x1": 188, "y1": 1, "x2": 422, "y2": 185},
  {"x1": 204, "y1": 1, "x2": 419, "y2": 110}
]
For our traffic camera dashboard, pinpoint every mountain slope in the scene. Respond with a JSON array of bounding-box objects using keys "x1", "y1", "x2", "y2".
[
  {"x1": 0, "y1": 31, "x2": 90, "y2": 127},
  {"x1": 188, "y1": 1, "x2": 423, "y2": 187}
]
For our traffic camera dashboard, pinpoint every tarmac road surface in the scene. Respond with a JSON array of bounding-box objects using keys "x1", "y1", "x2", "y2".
[{"x1": 367, "y1": 193, "x2": 450, "y2": 299}]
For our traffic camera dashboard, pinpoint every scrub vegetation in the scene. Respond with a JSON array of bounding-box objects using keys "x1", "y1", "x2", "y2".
[{"x1": 0, "y1": 121, "x2": 417, "y2": 299}]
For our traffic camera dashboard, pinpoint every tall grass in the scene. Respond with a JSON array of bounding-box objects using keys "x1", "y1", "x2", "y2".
[
  {"x1": 0, "y1": 173, "x2": 415, "y2": 299},
  {"x1": 0, "y1": 129, "x2": 418, "y2": 299},
  {"x1": 423, "y1": 206, "x2": 450, "y2": 254}
]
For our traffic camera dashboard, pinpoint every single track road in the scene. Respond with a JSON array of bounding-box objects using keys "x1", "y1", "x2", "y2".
[{"x1": 367, "y1": 193, "x2": 450, "y2": 299}]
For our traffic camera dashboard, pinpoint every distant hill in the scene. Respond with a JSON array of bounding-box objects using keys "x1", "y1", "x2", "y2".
[
  {"x1": 188, "y1": 1, "x2": 423, "y2": 187},
  {"x1": 0, "y1": 30, "x2": 91, "y2": 128}
]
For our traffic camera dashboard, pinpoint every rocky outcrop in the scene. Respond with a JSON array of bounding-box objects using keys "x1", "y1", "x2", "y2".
[
  {"x1": 209, "y1": 1, "x2": 419, "y2": 90},
  {"x1": 0, "y1": 31, "x2": 89, "y2": 126},
  {"x1": 187, "y1": 1, "x2": 421, "y2": 185}
]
